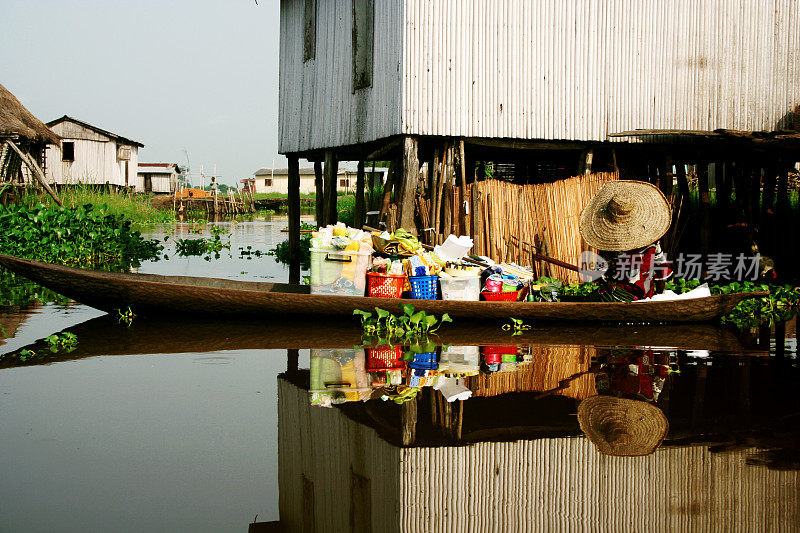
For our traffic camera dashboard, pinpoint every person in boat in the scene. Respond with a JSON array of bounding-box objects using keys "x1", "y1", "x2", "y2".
[{"x1": 579, "y1": 180, "x2": 673, "y2": 302}]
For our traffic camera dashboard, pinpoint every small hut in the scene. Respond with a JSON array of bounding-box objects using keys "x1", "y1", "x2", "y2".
[
  {"x1": 0, "y1": 83, "x2": 62, "y2": 203},
  {"x1": 45, "y1": 115, "x2": 143, "y2": 190}
]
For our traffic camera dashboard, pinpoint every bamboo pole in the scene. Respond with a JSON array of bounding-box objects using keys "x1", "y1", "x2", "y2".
[{"x1": 6, "y1": 141, "x2": 63, "y2": 207}]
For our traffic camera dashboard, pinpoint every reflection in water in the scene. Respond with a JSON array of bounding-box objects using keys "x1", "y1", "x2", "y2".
[{"x1": 283, "y1": 340, "x2": 800, "y2": 531}]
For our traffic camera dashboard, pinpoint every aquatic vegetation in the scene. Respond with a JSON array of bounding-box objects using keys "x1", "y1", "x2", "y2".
[
  {"x1": 174, "y1": 224, "x2": 231, "y2": 260},
  {"x1": 268, "y1": 222, "x2": 315, "y2": 268},
  {"x1": 354, "y1": 304, "x2": 452, "y2": 347},
  {"x1": 116, "y1": 306, "x2": 136, "y2": 327},
  {"x1": 0, "y1": 270, "x2": 71, "y2": 307},
  {"x1": 0, "y1": 203, "x2": 162, "y2": 270},
  {"x1": 502, "y1": 317, "x2": 531, "y2": 335},
  {"x1": 1, "y1": 332, "x2": 78, "y2": 364}
]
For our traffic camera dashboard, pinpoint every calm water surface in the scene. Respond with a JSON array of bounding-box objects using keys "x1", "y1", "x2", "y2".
[{"x1": 1, "y1": 216, "x2": 798, "y2": 532}]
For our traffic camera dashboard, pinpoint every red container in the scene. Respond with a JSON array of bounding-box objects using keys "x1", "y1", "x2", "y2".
[
  {"x1": 481, "y1": 290, "x2": 520, "y2": 301},
  {"x1": 367, "y1": 272, "x2": 406, "y2": 298},
  {"x1": 481, "y1": 345, "x2": 519, "y2": 357},
  {"x1": 366, "y1": 346, "x2": 405, "y2": 371}
]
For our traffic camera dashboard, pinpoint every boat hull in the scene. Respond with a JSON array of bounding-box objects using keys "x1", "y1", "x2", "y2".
[{"x1": 0, "y1": 254, "x2": 765, "y2": 323}]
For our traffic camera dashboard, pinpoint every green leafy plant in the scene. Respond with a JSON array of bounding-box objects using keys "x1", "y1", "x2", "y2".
[
  {"x1": 502, "y1": 317, "x2": 531, "y2": 336},
  {"x1": 0, "y1": 202, "x2": 162, "y2": 270},
  {"x1": 175, "y1": 224, "x2": 231, "y2": 260},
  {"x1": 44, "y1": 332, "x2": 78, "y2": 353},
  {"x1": 353, "y1": 304, "x2": 452, "y2": 346},
  {"x1": 117, "y1": 306, "x2": 136, "y2": 327},
  {"x1": 268, "y1": 223, "x2": 315, "y2": 269}
]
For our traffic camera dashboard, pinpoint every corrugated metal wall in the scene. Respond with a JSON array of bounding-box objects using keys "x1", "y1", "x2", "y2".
[
  {"x1": 279, "y1": 378, "x2": 800, "y2": 532},
  {"x1": 278, "y1": 0, "x2": 404, "y2": 154},
  {"x1": 278, "y1": 378, "x2": 402, "y2": 533},
  {"x1": 400, "y1": 439, "x2": 800, "y2": 532},
  {"x1": 279, "y1": 0, "x2": 800, "y2": 153},
  {"x1": 402, "y1": 0, "x2": 800, "y2": 141}
]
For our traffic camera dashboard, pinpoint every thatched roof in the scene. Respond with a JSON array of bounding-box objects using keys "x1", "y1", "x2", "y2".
[{"x1": 0, "y1": 83, "x2": 60, "y2": 145}]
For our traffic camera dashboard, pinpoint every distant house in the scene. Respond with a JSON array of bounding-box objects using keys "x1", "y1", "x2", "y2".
[
  {"x1": 242, "y1": 167, "x2": 386, "y2": 194},
  {"x1": 137, "y1": 163, "x2": 180, "y2": 194},
  {"x1": 45, "y1": 115, "x2": 143, "y2": 189}
]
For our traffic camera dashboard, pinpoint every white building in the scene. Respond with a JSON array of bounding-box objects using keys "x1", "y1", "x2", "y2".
[
  {"x1": 244, "y1": 166, "x2": 385, "y2": 194},
  {"x1": 137, "y1": 163, "x2": 180, "y2": 194},
  {"x1": 45, "y1": 116, "x2": 142, "y2": 189}
]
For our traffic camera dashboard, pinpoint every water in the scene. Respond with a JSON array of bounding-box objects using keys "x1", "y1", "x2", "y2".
[{"x1": 1, "y1": 217, "x2": 798, "y2": 532}]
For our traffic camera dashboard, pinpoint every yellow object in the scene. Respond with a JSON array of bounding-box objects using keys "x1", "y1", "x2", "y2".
[
  {"x1": 344, "y1": 241, "x2": 360, "y2": 251},
  {"x1": 333, "y1": 227, "x2": 348, "y2": 237}
]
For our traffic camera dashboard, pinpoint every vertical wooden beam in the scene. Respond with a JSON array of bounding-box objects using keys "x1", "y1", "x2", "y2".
[
  {"x1": 697, "y1": 161, "x2": 711, "y2": 275},
  {"x1": 314, "y1": 161, "x2": 324, "y2": 227},
  {"x1": 323, "y1": 150, "x2": 338, "y2": 225},
  {"x1": 398, "y1": 136, "x2": 420, "y2": 233},
  {"x1": 401, "y1": 395, "x2": 418, "y2": 446},
  {"x1": 458, "y1": 139, "x2": 467, "y2": 235},
  {"x1": 471, "y1": 184, "x2": 482, "y2": 255},
  {"x1": 354, "y1": 160, "x2": 365, "y2": 229},
  {"x1": 288, "y1": 155, "x2": 301, "y2": 284}
]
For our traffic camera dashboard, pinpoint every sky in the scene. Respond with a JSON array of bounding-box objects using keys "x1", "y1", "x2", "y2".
[{"x1": 1, "y1": 0, "x2": 285, "y2": 186}]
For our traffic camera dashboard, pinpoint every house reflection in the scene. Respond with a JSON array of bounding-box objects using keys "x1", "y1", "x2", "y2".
[{"x1": 278, "y1": 346, "x2": 800, "y2": 531}]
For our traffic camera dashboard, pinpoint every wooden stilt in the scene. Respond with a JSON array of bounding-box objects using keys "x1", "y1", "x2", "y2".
[
  {"x1": 354, "y1": 161, "x2": 365, "y2": 228},
  {"x1": 398, "y1": 136, "x2": 420, "y2": 234},
  {"x1": 6, "y1": 141, "x2": 63, "y2": 207},
  {"x1": 401, "y1": 395, "x2": 417, "y2": 446},
  {"x1": 314, "y1": 161, "x2": 324, "y2": 227},
  {"x1": 323, "y1": 150, "x2": 338, "y2": 225},
  {"x1": 288, "y1": 155, "x2": 301, "y2": 284}
]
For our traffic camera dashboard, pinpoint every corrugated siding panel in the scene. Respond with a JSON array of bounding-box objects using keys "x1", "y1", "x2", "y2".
[
  {"x1": 400, "y1": 439, "x2": 800, "y2": 531},
  {"x1": 278, "y1": 378, "x2": 402, "y2": 533},
  {"x1": 278, "y1": 0, "x2": 404, "y2": 154},
  {"x1": 401, "y1": 0, "x2": 800, "y2": 141}
]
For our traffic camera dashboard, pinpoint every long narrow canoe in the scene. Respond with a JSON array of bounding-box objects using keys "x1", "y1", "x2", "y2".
[{"x1": 0, "y1": 254, "x2": 766, "y2": 322}]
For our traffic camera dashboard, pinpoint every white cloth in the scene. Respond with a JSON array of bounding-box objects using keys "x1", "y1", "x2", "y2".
[
  {"x1": 433, "y1": 376, "x2": 473, "y2": 402},
  {"x1": 433, "y1": 234, "x2": 474, "y2": 262},
  {"x1": 633, "y1": 283, "x2": 712, "y2": 302}
]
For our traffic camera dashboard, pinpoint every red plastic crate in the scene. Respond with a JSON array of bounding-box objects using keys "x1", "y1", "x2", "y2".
[
  {"x1": 367, "y1": 272, "x2": 406, "y2": 298},
  {"x1": 366, "y1": 346, "x2": 405, "y2": 371},
  {"x1": 481, "y1": 290, "x2": 520, "y2": 301}
]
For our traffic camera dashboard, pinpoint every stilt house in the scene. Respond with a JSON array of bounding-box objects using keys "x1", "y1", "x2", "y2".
[
  {"x1": 278, "y1": 0, "x2": 800, "y2": 281},
  {"x1": 0, "y1": 83, "x2": 61, "y2": 202},
  {"x1": 45, "y1": 116, "x2": 143, "y2": 189}
]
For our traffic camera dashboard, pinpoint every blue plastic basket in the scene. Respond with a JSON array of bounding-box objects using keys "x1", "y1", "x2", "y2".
[
  {"x1": 409, "y1": 275, "x2": 438, "y2": 300},
  {"x1": 408, "y1": 351, "x2": 438, "y2": 370}
]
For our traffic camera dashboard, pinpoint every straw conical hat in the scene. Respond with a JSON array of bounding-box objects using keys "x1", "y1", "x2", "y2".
[
  {"x1": 579, "y1": 181, "x2": 671, "y2": 251},
  {"x1": 577, "y1": 396, "x2": 668, "y2": 456}
]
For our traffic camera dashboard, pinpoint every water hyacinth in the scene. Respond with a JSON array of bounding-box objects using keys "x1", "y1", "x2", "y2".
[{"x1": 0, "y1": 203, "x2": 162, "y2": 270}]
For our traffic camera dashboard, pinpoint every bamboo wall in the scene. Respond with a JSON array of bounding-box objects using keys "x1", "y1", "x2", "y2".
[
  {"x1": 468, "y1": 344, "x2": 596, "y2": 400},
  {"x1": 466, "y1": 172, "x2": 616, "y2": 282}
]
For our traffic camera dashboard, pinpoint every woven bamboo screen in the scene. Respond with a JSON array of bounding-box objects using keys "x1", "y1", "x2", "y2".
[
  {"x1": 467, "y1": 344, "x2": 597, "y2": 400},
  {"x1": 463, "y1": 172, "x2": 618, "y2": 282}
]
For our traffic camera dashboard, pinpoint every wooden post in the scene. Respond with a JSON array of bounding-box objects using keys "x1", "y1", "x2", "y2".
[
  {"x1": 314, "y1": 160, "x2": 324, "y2": 227},
  {"x1": 379, "y1": 159, "x2": 396, "y2": 224},
  {"x1": 697, "y1": 161, "x2": 711, "y2": 275},
  {"x1": 401, "y1": 394, "x2": 418, "y2": 446},
  {"x1": 354, "y1": 160, "x2": 365, "y2": 229},
  {"x1": 323, "y1": 151, "x2": 338, "y2": 225},
  {"x1": 398, "y1": 136, "x2": 420, "y2": 233},
  {"x1": 287, "y1": 348, "x2": 299, "y2": 375},
  {"x1": 471, "y1": 185, "x2": 482, "y2": 255},
  {"x1": 458, "y1": 139, "x2": 467, "y2": 236},
  {"x1": 6, "y1": 141, "x2": 63, "y2": 207},
  {"x1": 288, "y1": 155, "x2": 301, "y2": 284}
]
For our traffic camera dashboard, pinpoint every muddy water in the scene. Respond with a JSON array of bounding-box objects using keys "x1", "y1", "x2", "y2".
[{"x1": 1, "y1": 217, "x2": 798, "y2": 532}]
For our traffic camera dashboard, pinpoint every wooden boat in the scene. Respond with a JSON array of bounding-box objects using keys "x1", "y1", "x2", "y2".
[
  {"x1": 0, "y1": 254, "x2": 766, "y2": 322},
  {"x1": 0, "y1": 313, "x2": 764, "y2": 370}
]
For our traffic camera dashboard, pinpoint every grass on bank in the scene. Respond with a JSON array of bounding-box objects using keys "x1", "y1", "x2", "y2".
[{"x1": 12, "y1": 186, "x2": 176, "y2": 227}]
